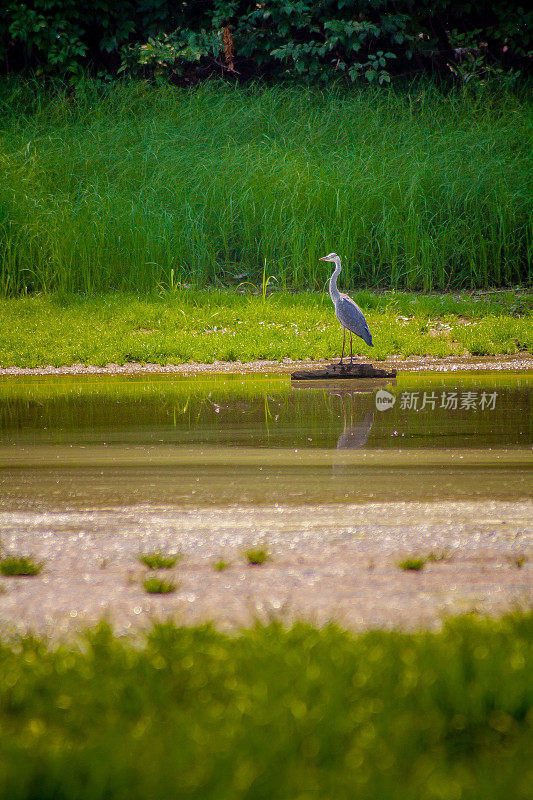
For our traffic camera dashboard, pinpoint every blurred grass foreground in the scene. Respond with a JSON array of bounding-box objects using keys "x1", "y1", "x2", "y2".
[
  {"x1": 0, "y1": 614, "x2": 531, "y2": 799},
  {"x1": 0, "y1": 80, "x2": 531, "y2": 296}
]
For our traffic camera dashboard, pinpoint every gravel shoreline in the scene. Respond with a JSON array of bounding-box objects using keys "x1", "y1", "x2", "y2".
[{"x1": 0, "y1": 353, "x2": 532, "y2": 377}]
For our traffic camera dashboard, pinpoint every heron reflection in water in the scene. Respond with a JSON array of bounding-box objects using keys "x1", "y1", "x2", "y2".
[{"x1": 331, "y1": 390, "x2": 374, "y2": 449}]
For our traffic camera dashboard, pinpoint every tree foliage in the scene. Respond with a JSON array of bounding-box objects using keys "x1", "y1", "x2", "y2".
[{"x1": 1, "y1": 1, "x2": 531, "y2": 85}]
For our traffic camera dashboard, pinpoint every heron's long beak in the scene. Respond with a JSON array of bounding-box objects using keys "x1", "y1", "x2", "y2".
[{"x1": 319, "y1": 257, "x2": 328, "y2": 261}]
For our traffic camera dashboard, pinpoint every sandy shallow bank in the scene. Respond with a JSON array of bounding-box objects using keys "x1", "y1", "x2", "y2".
[
  {"x1": 0, "y1": 500, "x2": 531, "y2": 637},
  {"x1": 0, "y1": 353, "x2": 532, "y2": 377}
]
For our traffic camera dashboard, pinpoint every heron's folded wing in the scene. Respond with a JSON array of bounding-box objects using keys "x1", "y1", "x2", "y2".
[{"x1": 336, "y1": 296, "x2": 366, "y2": 332}]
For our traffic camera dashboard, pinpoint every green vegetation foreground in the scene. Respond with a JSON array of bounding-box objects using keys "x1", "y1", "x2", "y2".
[
  {"x1": 0, "y1": 614, "x2": 531, "y2": 799},
  {"x1": 1, "y1": 80, "x2": 531, "y2": 296},
  {"x1": 0, "y1": 290, "x2": 530, "y2": 367}
]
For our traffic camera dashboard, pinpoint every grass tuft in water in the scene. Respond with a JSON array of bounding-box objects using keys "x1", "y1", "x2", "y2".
[
  {"x1": 398, "y1": 557, "x2": 426, "y2": 571},
  {"x1": 143, "y1": 577, "x2": 177, "y2": 594},
  {"x1": 0, "y1": 555, "x2": 43, "y2": 576},
  {"x1": 507, "y1": 554, "x2": 527, "y2": 569},
  {"x1": 245, "y1": 548, "x2": 269, "y2": 566},
  {"x1": 140, "y1": 552, "x2": 180, "y2": 569},
  {"x1": 427, "y1": 550, "x2": 451, "y2": 563},
  {"x1": 214, "y1": 560, "x2": 230, "y2": 572}
]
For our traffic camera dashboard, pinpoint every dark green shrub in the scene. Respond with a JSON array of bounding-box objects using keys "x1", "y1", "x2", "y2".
[{"x1": 1, "y1": 1, "x2": 529, "y2": 85}]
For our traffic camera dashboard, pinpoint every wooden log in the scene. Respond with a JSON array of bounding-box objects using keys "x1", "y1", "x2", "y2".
[{"x1": 291, "y1": 362, "x2": 397, "y2": 381}]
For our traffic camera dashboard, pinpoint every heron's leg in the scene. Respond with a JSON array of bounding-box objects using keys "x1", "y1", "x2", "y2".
[
  {"x1": 350, "y1": 332, "x2": 353, "y2": 364},
  {"x1": 340, "y1": 328, "x2": 346, "y2": 364}
]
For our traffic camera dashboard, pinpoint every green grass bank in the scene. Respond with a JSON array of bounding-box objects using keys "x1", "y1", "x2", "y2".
[
  {"x1": 0, "y1": 614, "x2": 531, "y2": 800},
  {"x1": 1, "y1": 80, "x2": 531, "y2": 296},
  {"x1": 0, "y1": 290, "x2": 531, "y2": 367}
]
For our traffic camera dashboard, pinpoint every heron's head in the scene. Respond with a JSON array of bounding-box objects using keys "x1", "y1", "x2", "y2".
[{"x1": 319, "y1": 253, "x2": 339, "y2": 263}]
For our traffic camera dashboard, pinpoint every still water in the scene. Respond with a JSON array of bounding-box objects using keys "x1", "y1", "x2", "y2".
[{"x1": 0, "y1": 372, "x2": 531, "y2": 508}]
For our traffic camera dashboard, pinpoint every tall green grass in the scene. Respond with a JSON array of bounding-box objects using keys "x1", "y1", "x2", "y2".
[
  {"x1": 0, "y1": 79, "x2": 531, "y2": 295},
  {"x1": 0, "y1": 614, "x2": 531, "y2": 800}
]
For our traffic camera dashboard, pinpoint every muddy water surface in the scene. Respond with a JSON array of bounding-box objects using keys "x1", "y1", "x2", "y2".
[
  {"x1": 0, "y1": 372, "x2": 531, "y2": 507},
  {"x1": 0, "y1": 372, "x2": 531, "y2": 633}
]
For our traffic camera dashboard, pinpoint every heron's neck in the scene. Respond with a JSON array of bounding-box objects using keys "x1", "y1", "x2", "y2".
[{"x1": 329, "y1": 257, "x2": 342, "y2": 303}]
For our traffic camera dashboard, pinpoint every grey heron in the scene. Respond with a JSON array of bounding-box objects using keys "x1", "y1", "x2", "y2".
[{"x1": 319, "y1": 253, "x2": 373, "y2": 364}]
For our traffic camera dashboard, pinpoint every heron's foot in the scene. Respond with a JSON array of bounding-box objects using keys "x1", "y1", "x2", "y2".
[{"x1": 334, "y1": 359, "x2": 365, "y2": 371}]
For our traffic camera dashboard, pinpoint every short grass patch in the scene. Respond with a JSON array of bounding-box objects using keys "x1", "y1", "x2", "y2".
[
  {"x1": 143, "y1": 577, "x2": 177, "y2": 594},
  {"x1": 139, "y1": 552, "x2": 180, "y2": 569},
  {"x1": 0, "y1": 613, "x2": 530, "y2": 800},
  {"x1": 244, "y1": 548, "x2": 269, "y2": 566},
  {"x1": 0, "y1": 290, "x2": 531, "y2": 367},
  {"x1": 0, "y1": 555, "x2": 43, "y2": 576},
  {"x1": 214, "y1": 560, "x2": 230, "y2": 572},
  {"x1": 398, "y1": 557, "x2": 426, "y2": 571}
]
